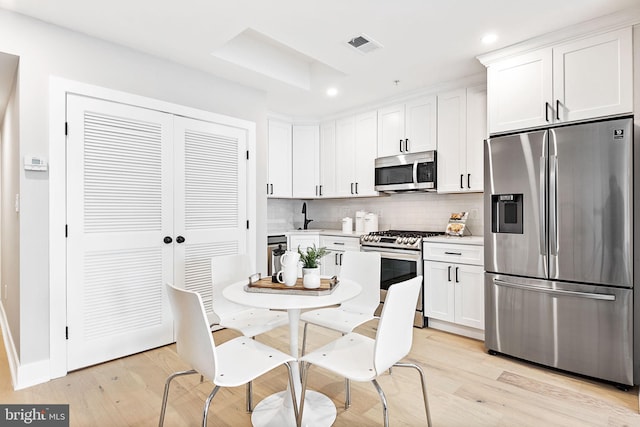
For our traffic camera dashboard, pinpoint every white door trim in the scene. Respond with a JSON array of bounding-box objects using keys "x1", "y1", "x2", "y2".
[{"x1": 49, "y1": 76, "x2": 256, "y2": 379}]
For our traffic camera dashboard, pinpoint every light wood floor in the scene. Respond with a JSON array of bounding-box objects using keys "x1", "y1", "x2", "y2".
[{"x1": 1, "y1": 322, "x2": 639, "y2": 426}]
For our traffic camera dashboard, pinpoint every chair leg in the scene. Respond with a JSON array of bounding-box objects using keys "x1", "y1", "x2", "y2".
[
  {"x1": 371, "y1": 379, "x2": 389, "y2": 427},
  {"x1": 284, "y1": 362, "x2": 300, "y2": 424},
  {"x1": 159, "y1": 369, "x2": 197, "y2": 427},
  {"x1": 300, "y1": 323, "x2": 309, "y2": 381},
  {"x1": 202, "y1": 385, "x2": 221, "y2": 427},
  {"x1": 301, "y1": 322, "x2": 309, "y2": 356},
  {"x1": 246, "y1": 381, "x2": 253, "y2": 413},
  {"x1": 345, "y1": 378, "x2": 351, "y2": 409},
  {"x1": 394, "y1": 362, "x2": 432, "y2": 427},
  {"x1": 298, "y1": 362, "x2": 310, "y2": 427}
]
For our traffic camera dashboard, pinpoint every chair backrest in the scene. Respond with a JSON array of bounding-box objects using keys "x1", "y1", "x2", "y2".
[
  {"x1": 166, "y1": 283, "x2": 218, "y2": 381},
  {"x1": 372, "y1": 276, "x2": 422, "y2": 374},
  {"x1": 339, "y1": 251, "x2": 381, "y2": 314},
  {"x1": 211, "y1": 254, "x2": 253, "y2": 317}
]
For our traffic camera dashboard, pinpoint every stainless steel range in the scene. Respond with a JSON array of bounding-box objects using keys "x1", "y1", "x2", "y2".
[{"x1": 361, "y1": 230, "x2": 444, "y2": 327}]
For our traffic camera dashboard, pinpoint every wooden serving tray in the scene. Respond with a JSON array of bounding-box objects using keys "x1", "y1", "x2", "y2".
[{"x1": 244, "y1": 276, "x2": 339, "y2": 296}]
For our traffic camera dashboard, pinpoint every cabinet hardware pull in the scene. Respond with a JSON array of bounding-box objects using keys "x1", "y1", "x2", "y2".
[
  {"x1": 176, "y1": 236, "x2": 185, "y2": 244},
  {"x1": 163, "y1": 236, "x2": 173, "y2": 244},
  {"x1": 335, "y1": 253, "x2": 339, "y2": 265},
  {"x1": 556, "y1": 99, "x2": 560, "y2": 121},
  {"x1": 405, "y1": 138, "x2": 409, "y2": 152},
  {"x1": 455, "y1": 266, "x2": 459, "y2": 283},
  {"x1": 545, "y1": 102, "x2": 550, "y2": 122},
  {"x1": 319, "y1": 185, "x2": 323, "y2": 196},
  {"x1": 467, "y1": 173, "x2": 471, "y2": 189},
  {"x1": 334, "y1": 242, "x2": 345, "y2": 245},
  {"x1": 339, "y1": 253, "x2": 343, "y2": 265},
  {"x1": 399, "y1": 139, "x2": 404, "y2": 152},
  {"x1": 460, "y1": 174, "x2": 464, "y2": 189},
  {"x1": 270, "y1": 184, "x2": 273, "y2": 195},
  {"x1": 447, "y1": 266, "x2": 451, "y2": 282},
  {"x1": 444, "y1": 251, "x2": 462, "y2": 255},
  {"x1": 355, "y1": 182, "x2": 358, "y2": 194},
  {"x1": 350, "y1": 182, "x2": 354, "y2": 194}
]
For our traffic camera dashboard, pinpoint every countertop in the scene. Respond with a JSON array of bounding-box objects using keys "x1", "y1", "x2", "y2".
[
  {"x1": 284, "y1": 229, "x2": 365, "y2": 238},
  {"x1": 423, "y1": 235, "x2": 484, "y2": 245}
]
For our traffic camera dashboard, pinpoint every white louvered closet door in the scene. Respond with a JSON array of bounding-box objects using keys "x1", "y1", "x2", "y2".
[
  {"x1": 173, "y1": 116, "x2": 247, "y2": 316},
  {"x1": 66, "y1": 95, "x2": 174, "y2": 371}
]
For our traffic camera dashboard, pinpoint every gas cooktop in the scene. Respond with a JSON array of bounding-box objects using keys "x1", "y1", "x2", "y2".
[{"x1": 360, "y1": 230, "x2": 445, "y2": 250}]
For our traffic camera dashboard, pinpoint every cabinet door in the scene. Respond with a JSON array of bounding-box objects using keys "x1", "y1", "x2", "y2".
[
  {"x1": 377, "y1": 103, "x2": 405, "y2": 157},
  {"x1": 335, "y1": 116, "x2": 357, "y2": 197},
  {"x1": 454, "y1": 264, "x2": 484, "y2": 329},
  {"x1": 267, "y1": 120, "x2": 292, "y2": 197},
  {"x1": 354, "y1": 110, "x2": 378, "y2": 196},
  {"x1": 405, "y1": 96, "x2": 437, "y2": 153},
  {"x1": 553, "y1": 27, "x2": 632, "y2": 123},
  {"x1": 321, "y1": 251, "x2": 342, "y2": 277},
  {"x1": 487, "y1": 49, "x2": 552, "y2": 133},
  {"x1": 465, "y1": 86, "x2": 487, "y2": 192},
  {"x1": 292, "y1": 125, "x2": 320, "y2": 198},
  {"x1": 319, "y1": 121, "x2": 337, "y2": 198},
  {"x1": 424, "y1": 261, "x2": 455, "y2": 322},
  {"x1": 437, "y1": 89, "x2": 467, "y2": 193}
]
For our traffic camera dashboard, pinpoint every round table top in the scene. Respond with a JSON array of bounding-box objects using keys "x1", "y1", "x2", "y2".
[{"x1": 223, "y1": 278, "x2": 361, "y2": 310}]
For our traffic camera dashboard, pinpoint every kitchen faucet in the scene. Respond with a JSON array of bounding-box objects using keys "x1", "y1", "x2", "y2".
[{"x1": 301, "y1": 202, "x2": 313, "y2": 229}]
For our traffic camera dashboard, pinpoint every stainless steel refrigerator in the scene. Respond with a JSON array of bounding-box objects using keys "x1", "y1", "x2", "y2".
[{"x1": 484, "y1": 116, "x2": 636, "y2": 386}]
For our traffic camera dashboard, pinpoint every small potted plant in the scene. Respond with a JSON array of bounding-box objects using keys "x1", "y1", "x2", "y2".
[{"x1": 297, "y1": 244, "x2": 329, "y2": 288}]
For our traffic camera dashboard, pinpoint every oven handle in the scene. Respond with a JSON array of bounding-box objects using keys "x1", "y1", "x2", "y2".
[{"x1": 360, "y1": 246, "x2": 422, "y2": 261}]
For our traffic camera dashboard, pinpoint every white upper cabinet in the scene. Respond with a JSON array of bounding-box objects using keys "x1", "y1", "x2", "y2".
[
  {"x1": 377, "y1": 96, "x2": 437, "y2": 157},
  {"x1": 267, "y1": 120, "x2": 292, "y2": 198},
  {"x1": 487, "y1": 27, "x2": 632, "y2": 134},
  {"x1": 292, "y1": 125, "x2": 320, "y2": 198},
  {"x1": 335, "y1": 111, "x2": 378, "y2": 197},
  {"x1": 553, "y1": 28, "x2": 632, "y2": 123},
  {"x1": 437, "y1": 86, "x2": 486, "y2": 193},
  {"x1": 319, "y1": 121, "x2": 337, "y2": 198}
]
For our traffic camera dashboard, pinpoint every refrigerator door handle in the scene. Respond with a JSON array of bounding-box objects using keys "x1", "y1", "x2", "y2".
[
  {"x1": 493, "y1": 279, "x2": 616, "y2": 301},
  {"x1": 549, "y1": 155, "x2": 558, "y2": 257},
  {"x1": 539, "y1": 155, "x2": 547, "y2": 257}
]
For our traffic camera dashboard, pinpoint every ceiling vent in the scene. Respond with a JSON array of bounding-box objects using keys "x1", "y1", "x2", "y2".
[{"x1": 347, "y1": 34, "x2": 382, "y2": 54}]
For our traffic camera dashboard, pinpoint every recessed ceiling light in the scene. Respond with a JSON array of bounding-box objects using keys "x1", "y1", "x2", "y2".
[
  {"x1": 482, "y1": 33, "x2": 498, "y2": 44},
  {"x1": 326, "y1": 87, "x2": 338, "y2": 97}
]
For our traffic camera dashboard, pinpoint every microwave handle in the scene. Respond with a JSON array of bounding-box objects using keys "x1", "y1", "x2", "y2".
[{"x1": 412, "y1": 161, "x2": 418, "y2": 184}]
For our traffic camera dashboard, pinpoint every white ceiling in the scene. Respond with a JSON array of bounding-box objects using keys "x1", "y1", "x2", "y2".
[{"x1": 0, "y1": 0, "x2": 638, "y2": 119}]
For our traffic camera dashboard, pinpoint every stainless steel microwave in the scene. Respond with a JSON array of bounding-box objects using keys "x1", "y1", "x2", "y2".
[{"x1": 374, "y1": 151, "x2": 437, "y2": 193}]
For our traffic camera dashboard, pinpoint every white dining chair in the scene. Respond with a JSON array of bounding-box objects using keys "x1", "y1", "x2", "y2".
[
  {"x1": 210, "y1": 254, "x2": 289, "y2": 411},
  {"x1": 160, "y1": 283, "x2": 298, "y2": 427},
  {"x1": 299, "y1": 250, "x2": 380, "y2": 407},
  {"x1": 297, "y1": 276, "x2": 431, "y2": 427}
]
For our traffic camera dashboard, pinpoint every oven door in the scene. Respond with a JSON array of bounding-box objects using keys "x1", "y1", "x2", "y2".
[{"x1": 361, "y1": 246, "x2": 424, "y2": 327}]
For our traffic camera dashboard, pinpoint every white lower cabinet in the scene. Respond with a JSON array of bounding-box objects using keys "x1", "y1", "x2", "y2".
[
  {"x1": 424, "y1": 239, "x2": 484, "y2": 338},
  {"x1": 320, "y1": 235, "x2": 360, "y2": 277}
]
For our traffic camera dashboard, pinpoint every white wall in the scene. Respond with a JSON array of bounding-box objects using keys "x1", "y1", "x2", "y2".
[
  {"x1": 0, "y1": 9, "x2": 268, "y2": 367},
  {"x1": 1, "y1": 66, "x2": 20, "y2": 356},
  {"x1": 268, "y1": 192, "x2": 484, "y2": 236}
]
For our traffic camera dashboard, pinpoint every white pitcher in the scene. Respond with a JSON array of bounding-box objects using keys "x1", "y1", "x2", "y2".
[{"x1": 276, "y1": 251, "x2": 300, "y2": 287}]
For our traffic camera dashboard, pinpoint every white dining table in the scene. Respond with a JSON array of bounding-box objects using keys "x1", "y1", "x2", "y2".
[{"x1": 223, "y1": 278, "x2": 362, "y2": 427}]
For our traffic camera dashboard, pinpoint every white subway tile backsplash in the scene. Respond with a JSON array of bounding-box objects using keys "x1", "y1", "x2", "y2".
[{"x1": 268, "y1": 192, "x2": 484, "y2": 236}]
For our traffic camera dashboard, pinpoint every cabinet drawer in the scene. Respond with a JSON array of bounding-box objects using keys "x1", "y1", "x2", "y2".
[
  {"x1": 320, "y1": 235, "x2": 360, "y2": 250},
  {"x1": 423, "y1": 242, "x2": 483, "y2": 265}
]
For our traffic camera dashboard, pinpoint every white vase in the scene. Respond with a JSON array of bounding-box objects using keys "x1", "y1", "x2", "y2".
[{"x1": 302, "y1": 267, "x2": 321, "y2": 289}]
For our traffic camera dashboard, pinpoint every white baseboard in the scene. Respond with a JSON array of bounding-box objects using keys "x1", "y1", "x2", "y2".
[
  {"x1": 0, "y1": 301, "x2": 51, "y2": 390},
  {"x1": 427, "y1": 318, "x2": 485, "y2": 341}
]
